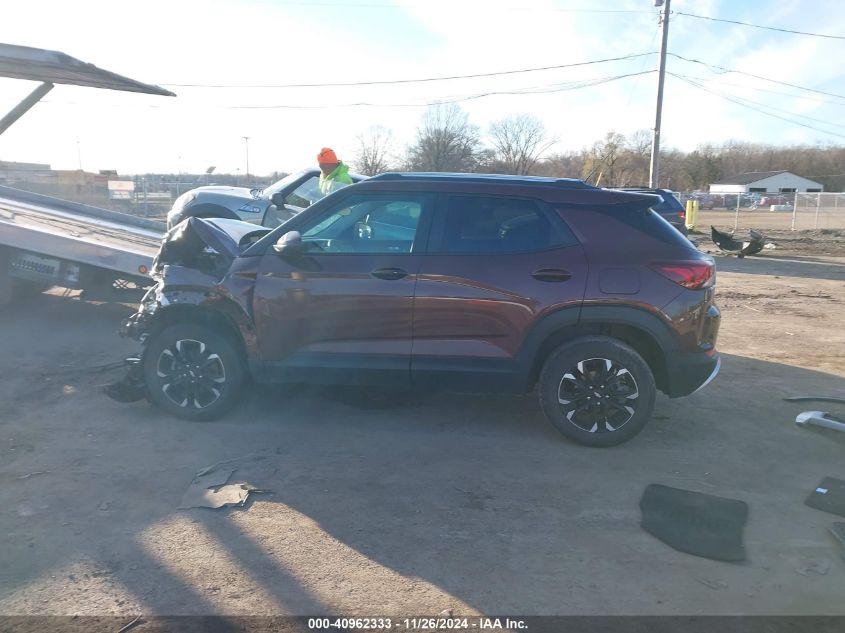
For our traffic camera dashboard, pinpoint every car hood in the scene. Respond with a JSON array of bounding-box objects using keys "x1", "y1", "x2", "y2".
[
  {"x1": 193, "y1": 185, "x2": 261, "y2": 198},
  {"x1": 153, "y1": 216, "x2": 269, "y2": 278}
]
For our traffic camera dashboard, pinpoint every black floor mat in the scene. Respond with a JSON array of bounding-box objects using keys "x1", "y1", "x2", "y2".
[
  {"x1": 640, "y1": 484, "x2": 748, "y2": 562},
  {"x1": 805, "y1": 477, "x2": 845, "y2": 518}
]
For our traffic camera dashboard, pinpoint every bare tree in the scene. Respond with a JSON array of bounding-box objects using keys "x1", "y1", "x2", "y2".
[
  {"x1": 406, "y1": 104, "x2": 481, "y2": 172},
  {"x1": 353, "y1": 125, "x2": 394, "y2": 176},
  {"x1": 488, "y1": 113, "x2": 555, "y2": 175},
  {"x1": 582, "y1": 131, "x2": 627, "y2": 186}
]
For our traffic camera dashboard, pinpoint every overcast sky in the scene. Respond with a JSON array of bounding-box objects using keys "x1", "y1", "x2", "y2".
[{"x1": 1, "y1": 0, "x2": 843, "y2": 176}]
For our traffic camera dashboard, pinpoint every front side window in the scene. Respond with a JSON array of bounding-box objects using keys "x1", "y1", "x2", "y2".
[
  {"x1": 435, "y1": 196, "x2": 567, "y2": 254},
  {"x1": 284, "y1": 176, "x2": 323, "y2": 210},
  {"x1": 297, "y1": 194, "x2": 429, "y2": 254}
]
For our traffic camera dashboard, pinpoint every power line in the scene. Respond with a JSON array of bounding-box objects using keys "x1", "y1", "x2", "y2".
[
  {"x1": 42, "y1": 70, "x2": 654, "y2": 111},
  {"x1": 220, "y1": 70, "x2": 655, "y2": 109},
  {"x1": 668, "y1": 73, "x2": 845, "y2": 130},
  {"x1": 668, "y1": 53, "x2": 845, "y2": 100},
  {"x1": 672, "y1": 75, "x2": 845, "y2": 140},
  {"x1": 668, "y1": 72, "x2": 845, "y2": 106},
  {"x1": 162, "y1": 52, "x2": 656, "y2": 88},
  {"x1": 275, "y1": 2, "x2": 654, "y2": 13},
  {"x1": 674, "y1": 11, "x2": 845, "y2": 41}
]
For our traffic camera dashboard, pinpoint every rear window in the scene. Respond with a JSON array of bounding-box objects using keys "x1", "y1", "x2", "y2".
[
  {"x1": 559, "y1": 204, "x2": 696, "y2": 249},
  {"x1": 432, "y1": 195, "x2": 577, "y2": 254}
]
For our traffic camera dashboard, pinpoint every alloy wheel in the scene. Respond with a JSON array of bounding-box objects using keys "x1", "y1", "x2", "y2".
[
  {"x1": 155, "y1": 338, "x2": 226, "y2": 409},
  {"x1": 556, "y1": 357, "x2": 640, "y2": 433}
]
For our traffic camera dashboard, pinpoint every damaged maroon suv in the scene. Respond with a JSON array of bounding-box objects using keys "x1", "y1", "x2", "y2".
[{"x1": 115, "y1": 173, "x2": 720, "y2": 446}]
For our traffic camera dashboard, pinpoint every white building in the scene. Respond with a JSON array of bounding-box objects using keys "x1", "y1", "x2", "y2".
[{"x1": 709, "y1": 170, "x2": 824, "y2": 194}]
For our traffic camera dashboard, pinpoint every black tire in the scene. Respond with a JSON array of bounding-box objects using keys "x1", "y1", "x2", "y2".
[
  {"x1": 12, "y1": 279, "x2": 51, "y2": 298},
  {"x1": 142, "y1": 323, "x2": 245, "y2": 421},
  {"x1": 539, "y1": 336, "x2": 656, "y2": 447}
]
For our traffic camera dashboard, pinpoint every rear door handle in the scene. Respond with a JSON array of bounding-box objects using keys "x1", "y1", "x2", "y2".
[
  {"x1": 371, "y1": 267, "x2": 408, "y2": 280},
  {"x1": 532, "y1": 268, "x2": 572, "y2": 282}
]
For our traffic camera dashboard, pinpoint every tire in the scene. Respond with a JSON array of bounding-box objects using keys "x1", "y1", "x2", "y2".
[
  {"x1": 142, "y1": 323, "x2": 245, "y2": 421},
  {"x1": 12, "y1": 279, "x2": 51, "y2": 298},
  {"x1": 539, "y1": 336, "x2": 656, "y2": 447}
]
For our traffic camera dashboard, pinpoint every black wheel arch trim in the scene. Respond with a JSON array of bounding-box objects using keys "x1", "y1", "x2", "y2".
[
  {"x1": 518, "y1": 303, "x2": 677, "y2": 389},
  {"x1": 141, "y1": 298, "x2": 257, "y2": 367}
]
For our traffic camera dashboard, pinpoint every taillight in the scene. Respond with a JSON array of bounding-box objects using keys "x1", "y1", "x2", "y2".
[
  {"x1": 678, "y1": 211, "x2": 685, "y2": 219},
  {"x1": 650, "y1": 261, "x2": 715, "y2": 289}
]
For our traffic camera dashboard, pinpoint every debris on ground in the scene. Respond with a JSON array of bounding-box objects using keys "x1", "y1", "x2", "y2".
[
  {"x1": 805, "y1": 478, "x2": 845, "y2": 518},
  {"x1": 794, "y1": 560, "x2": 831, "y2": 576},
  {"x1": 178, "y1": 468, "x2": 265, "y2": 510},
  {"x1": 117, "y1": 614, "x2": 143, "y2": 633},
  {"x1": 695, "y1": 578, "x2": 728, "y2": 590},
  {"x1": 640, "y1": 484, "x2": 748, "y2": 561},
  {"x1": 785, "y1": 395, "x2": 845, "y2": 405},
  {"x1": 710, "y1": 226, "x2": 773, "y2": 257},
  {"x1": 795, "y1": 411, "x2": 845, "y2": 433},
  {"x1": 102, "y1": 379, "x2": 145, "y2": 403},
  {"x1": 15, "y1": 471, "x2": 49, "y2": 480}
]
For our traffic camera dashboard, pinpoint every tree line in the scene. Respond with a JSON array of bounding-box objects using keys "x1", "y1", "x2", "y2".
[{"x1": 353, "y1": 104, "x2": 845, "y2": 192}]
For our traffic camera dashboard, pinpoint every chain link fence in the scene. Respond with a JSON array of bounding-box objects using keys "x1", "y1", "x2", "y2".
[{"x1": 678, "y1": 191, "x2": 845, "y2": 233}]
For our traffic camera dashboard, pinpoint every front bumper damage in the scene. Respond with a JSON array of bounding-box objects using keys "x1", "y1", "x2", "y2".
[{"x1": 103, "y1": 289, "x2": 160, "y2": 403}]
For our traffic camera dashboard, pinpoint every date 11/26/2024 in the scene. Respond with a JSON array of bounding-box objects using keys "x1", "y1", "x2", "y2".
[{"x1": 307, "y1": 617, "x2": 529, "y2": 630}]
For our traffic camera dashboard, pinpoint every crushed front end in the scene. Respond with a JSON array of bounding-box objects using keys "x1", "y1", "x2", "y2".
[{"x1": 104, "y1": 217, "x2": 258, "y2": 404}]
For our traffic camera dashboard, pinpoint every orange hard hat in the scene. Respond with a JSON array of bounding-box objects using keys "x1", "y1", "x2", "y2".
[{"x1": 317, "y1": 147, "x2": 339, "y2": 164}]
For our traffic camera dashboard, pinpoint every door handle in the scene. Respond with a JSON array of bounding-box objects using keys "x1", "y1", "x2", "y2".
[
  {"x1": 532, "y1": 268, "x2": 572, "y2": 282},
  {"x1": 371, "y1": 267, "x2": 408, "y2": 280}
]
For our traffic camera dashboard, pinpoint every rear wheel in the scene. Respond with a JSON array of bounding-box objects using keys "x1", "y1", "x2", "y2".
[
  {"x1": 142, "y1": 323, "x2": 245, "y2": 420},
  {"x1": 539, "y1": 336, "x2": 656, "y2": 447}
]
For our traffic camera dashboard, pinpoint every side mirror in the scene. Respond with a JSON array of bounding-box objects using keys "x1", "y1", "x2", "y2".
[
  {"x1": 273, "y1": 230, "x2": 303, "y2": 255},
  {"x1": 270, "y1": 192, "x2": 286, "y2": 207}
]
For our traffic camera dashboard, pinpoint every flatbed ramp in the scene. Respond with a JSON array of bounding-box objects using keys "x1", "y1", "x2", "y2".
[{"x1": 0, "y1": 187, "x2": 164, "y2": 279}]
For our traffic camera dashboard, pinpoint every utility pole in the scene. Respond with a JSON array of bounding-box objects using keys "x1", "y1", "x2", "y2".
[
  {"x1": 649, "y1": 0, "x2": 671, "y2": 188},
  {"x1": 243, "y1": 136, "x2": 251, "y2": 185}
]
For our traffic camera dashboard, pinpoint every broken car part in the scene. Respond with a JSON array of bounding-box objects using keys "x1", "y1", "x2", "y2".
[
  {"x1": 795, "y1": 411, "x2": 845, "y2": 433},
  {"x1": 805, "y1": 478, "x2": 845, "y2": 519},
  {"x1": 640, "y1": 484, "x2": 748, "y2": 561},
  {"x1": 710, "y1": 226, "x2": 770, "y2": 257},
  {"x1": 785, "y1": 395, "x2": 845, "y2": 405}
]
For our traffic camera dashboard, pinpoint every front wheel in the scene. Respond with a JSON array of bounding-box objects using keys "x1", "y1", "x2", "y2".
[
  {"x1": 142, "y1": 323, "x2": 245, "y2": 420},
  {"x1": 539, "y1": 336, "x2": 656, "y2": 447}
]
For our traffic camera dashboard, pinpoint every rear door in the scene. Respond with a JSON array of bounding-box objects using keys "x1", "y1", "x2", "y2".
[{"x1": 411, "y1": 193, "x2": 588, "y2": 390}]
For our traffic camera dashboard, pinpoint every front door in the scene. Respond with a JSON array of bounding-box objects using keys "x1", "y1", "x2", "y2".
[{"x1": 253, "y1": 191, "x2": 433, "y2": 385}]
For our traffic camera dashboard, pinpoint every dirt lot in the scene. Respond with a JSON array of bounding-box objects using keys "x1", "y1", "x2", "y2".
[{"x1": 1, "y1": 242, "x2": 844, "y2": 618}]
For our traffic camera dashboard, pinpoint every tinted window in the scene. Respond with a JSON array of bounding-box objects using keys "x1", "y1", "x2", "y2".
[
  {"x1": 297, "y1": 194, "x2": 429, "y2": 254},
  {"x1": 435, "y1": 196, "x2": 572, "y2": 254}
]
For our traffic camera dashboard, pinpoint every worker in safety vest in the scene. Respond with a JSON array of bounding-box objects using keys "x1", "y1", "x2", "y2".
[{"x1": 317, "y1": 147, "x2": 353, "y2": 195}]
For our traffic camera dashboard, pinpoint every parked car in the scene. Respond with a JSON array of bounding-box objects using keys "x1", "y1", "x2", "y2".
[
  {"x1": 611, "y1": 187, "x2": 687, "y2": 235},
  {"x1": 116, "y1": 173, "x2": 721, "y2": 447},
  {"x1": 757, "y1": 195, "x2": 790, "y2": 207},
  {"x1": 695, "y1": 195, "x2": 719, "y2": 210},
  {"x1": 166, "y1": 168, "x2": 366, "y2": 229}
]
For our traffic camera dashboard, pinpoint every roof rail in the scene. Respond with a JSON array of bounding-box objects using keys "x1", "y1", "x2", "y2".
[{"x1": 369, "y1": 172, "x2": 594, "y2": 189}]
